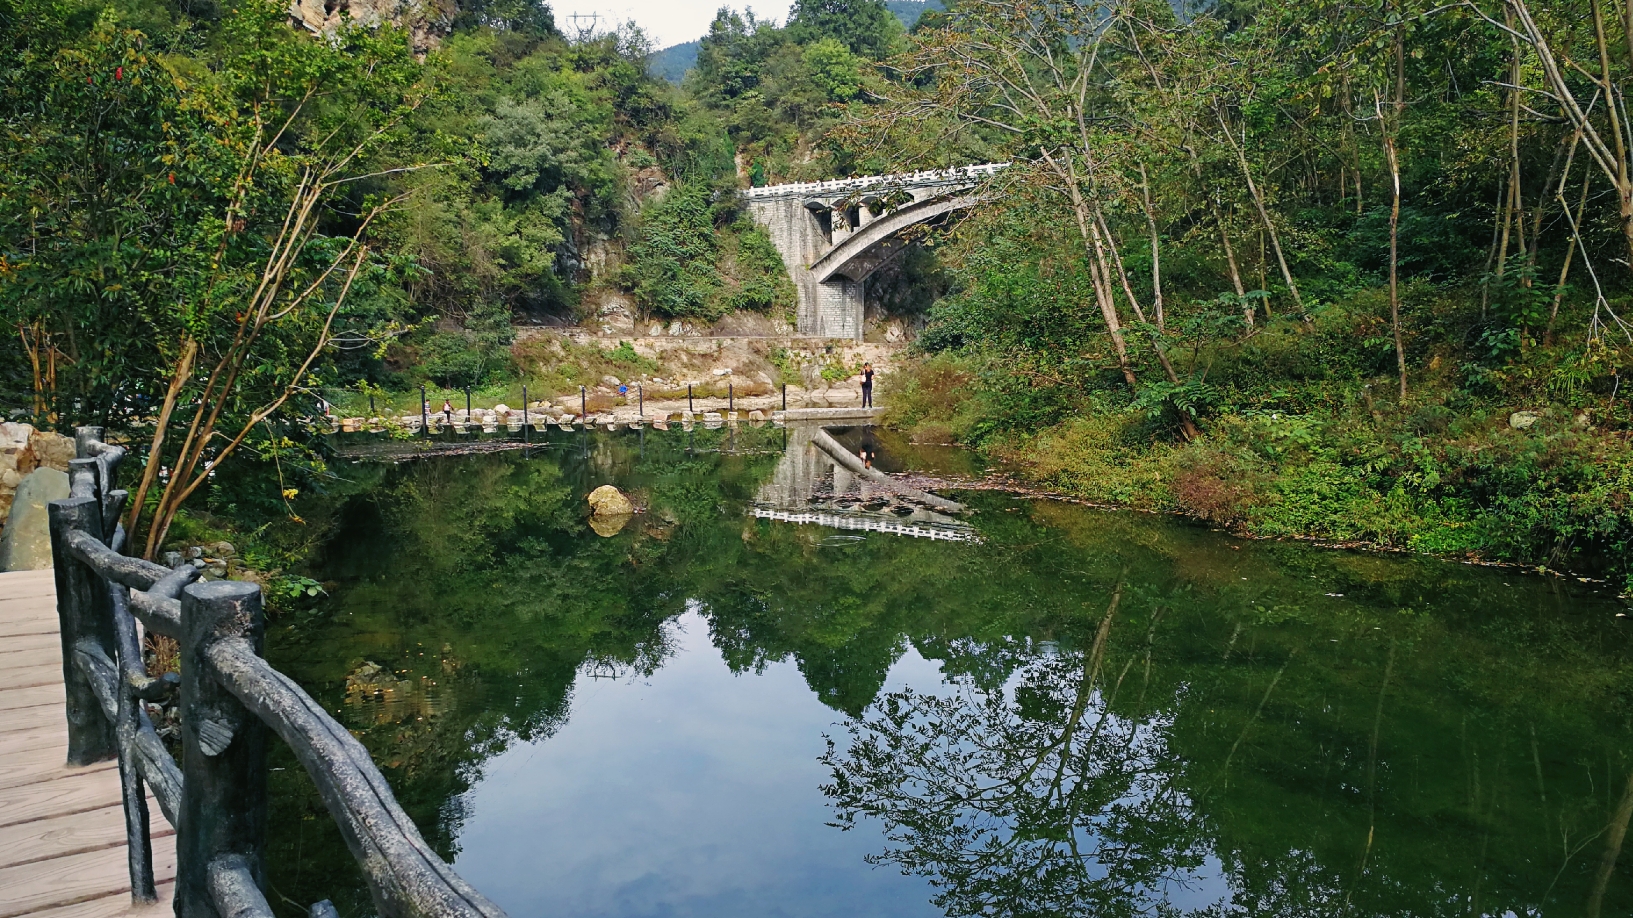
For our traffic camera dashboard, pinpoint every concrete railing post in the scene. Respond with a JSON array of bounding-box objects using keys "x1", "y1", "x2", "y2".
[
  {"x1": 48, "y1": 428, "x2": 118, "y2": 766},
  {"x1": 176, "y1": 581, "x2": 267, "y2": 918},
  {"x1": 48, "y1": 491, "x2": 116, "y2": 766}
]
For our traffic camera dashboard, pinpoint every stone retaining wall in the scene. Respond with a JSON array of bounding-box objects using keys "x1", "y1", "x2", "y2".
[
  {"x1": 330, "y1": 407, "x2": 869, "y2": 436},
  {"x1": 0, "y1": 422, "x2": 76, "y2": 535}
]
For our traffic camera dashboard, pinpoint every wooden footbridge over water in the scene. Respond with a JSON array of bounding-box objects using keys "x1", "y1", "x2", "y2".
[{"x1": 0, "y1": 568, "x2": 176, "y2": 917}]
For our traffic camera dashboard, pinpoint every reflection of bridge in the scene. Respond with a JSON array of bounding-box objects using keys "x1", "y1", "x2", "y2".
[
  {"x1": 752, "y1": 507, "x2": 976, "y2": 542},
  {"x1": 756, "y1": 422, "x2": 977, "y2": 542},
  {"x1": 746, "y1": 164, "x2": 1008, "y2": 339}
]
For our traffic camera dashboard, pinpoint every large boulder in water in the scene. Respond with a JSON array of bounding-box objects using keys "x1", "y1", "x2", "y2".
[
  {"x1": 587, "y1": 485, "x2": 634, "y2": 517},
  {"x1": 588, "y1": 513, "x2": 632, "y2": 537},
  {"x1": 0, "y1": 467, "x2": 69, "y2": 571}
]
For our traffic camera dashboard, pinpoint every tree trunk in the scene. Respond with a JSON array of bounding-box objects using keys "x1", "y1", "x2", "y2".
[
  {"x1": 1258, "y1": 227, "x2": 1270, "y2": 315},
  {"x1": 1588, "y1": 768, "x2": 1633, "y2": 918},
  {"x1": 1384, "y1": 26, "x2": 1408, "y2": 400},
  {"x1": 1190, "y1": 143, "x2": 1252, "y2": 325},
  {"x1": 1526, "y1": 134, "x2": 1572, "y2": 273},
  {"x1": 1139, "y1": 163, "x2": 1165, "y2": 332},
  {"x1": 1506, "y1": 0, "x2": 1633, "y2": 276},
  {"x1": 1215, "y1": 200, "x2": 1251, "y2": 325},
  {"x1": 126, "y1": 337, "x2": 197, "y2": 549},
  {"x1": 1053, "y1": 158, "x2": 1138, "y2": 390},
  {"x1": 1386, "y1": 136, "x2": 1407, "y2": 399},
  {"x1": 1620, "y1": 185, "x2": 1633, "y2": 271},
  {"x1": 1491, "y1": 13, "x2": 1524, "y2": 288},
  {"x1": 1548, "y1": 173, "x2": 1590, "y2": 342},
  {"x1": 1218, "y1": 109, "x2": 1304, "y2": 310},
  {"x1": 1545, "y1": 132, "x2": 1587, "y2": 342},
  {"x1": 1091, "y1": 204, "x2": 1202, "y2": 440}
]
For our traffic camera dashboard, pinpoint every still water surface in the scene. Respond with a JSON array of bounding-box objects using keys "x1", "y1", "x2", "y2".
[{"x1": 266, "y1": 426, "x2": 1633, "y2": 917}]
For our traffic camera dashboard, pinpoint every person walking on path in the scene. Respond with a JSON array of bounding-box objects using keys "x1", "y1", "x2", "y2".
[
  {"x1": 441, "y1": 399, "x2": 454, "y2": 426},
  {"x1": 860, "y1": 362, "x2": 874, "y2": 408}
]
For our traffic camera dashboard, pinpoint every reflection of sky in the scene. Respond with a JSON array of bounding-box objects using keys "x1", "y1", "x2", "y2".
[
  {"x1": 453, "y1": 605, "x2": 1242, "y2": 917},
  {"x1": 451, "y1": 609, "x2": 944, "y2": 918}
]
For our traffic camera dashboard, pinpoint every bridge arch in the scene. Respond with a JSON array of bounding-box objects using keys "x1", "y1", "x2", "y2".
[
  {"x1": 809, "y1": 194, "x2": 976, "y2": 284},
  {"x1": 745, "y1": 163, "x2": 1005, "y2": 339}
]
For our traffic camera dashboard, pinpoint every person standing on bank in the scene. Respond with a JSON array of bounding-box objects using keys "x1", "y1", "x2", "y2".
[
  {"x1": 860, "y1": 362, "x2": 874, "y2": 408},
  {"x1": 441, "y1": 399, "x2": 453, "y2": 426}
]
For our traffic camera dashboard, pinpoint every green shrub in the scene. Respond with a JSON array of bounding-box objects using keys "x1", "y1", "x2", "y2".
[
  {"x1": 623, "y1": 184, "x2": 794, "y2": 321},
  {"x1": 879, "y1": 353, "x2": 984, "y2": 440},
  {"x1": 416, "y1": 302, "x2": 516, "y2": 388},
  {"x1": 624, "y1": 184, "x2": 723, "y2": 319}
]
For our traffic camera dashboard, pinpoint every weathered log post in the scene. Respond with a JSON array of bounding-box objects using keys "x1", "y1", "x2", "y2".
[
  {"x1": 73, "y1": 426, "x2": 105, "y2": 485},
  {"x1": 110, "y1": 582, "x2": 159, "y2": 902},
  {"x1": 177, "y1": 581, "x2": 268, "y2": 918},
  {"x1": 85, "y1": 427, "x2": 158, "y2": 903},
  {"x1": 48, "y1": 438, "x2": 117, "y2": 766}
]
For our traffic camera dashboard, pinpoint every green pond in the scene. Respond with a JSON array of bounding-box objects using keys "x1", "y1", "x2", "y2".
[{"x1": 263, "y1": 425, "x2": 1633, "y2": 918}]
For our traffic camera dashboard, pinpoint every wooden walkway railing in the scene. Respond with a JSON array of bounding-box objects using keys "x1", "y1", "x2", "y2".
[{"x1": 46, "y1": 428, "x2": 508, "y2": 918}]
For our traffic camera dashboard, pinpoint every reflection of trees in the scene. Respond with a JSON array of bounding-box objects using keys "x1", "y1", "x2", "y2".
[
  {"x1": 265, "y1": 438, "x2": 756, "y2": 913},
  {"x1": 822, "y1": 596, "x2": 1216, "y2": 918},
  {"x1": 261, "y1": 439, "x2": 1633, "y2": 918}
]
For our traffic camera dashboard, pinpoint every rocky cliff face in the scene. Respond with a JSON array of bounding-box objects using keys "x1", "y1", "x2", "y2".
[{"x1": 288, "y1": 0, "x2": 456, "y2": 55}]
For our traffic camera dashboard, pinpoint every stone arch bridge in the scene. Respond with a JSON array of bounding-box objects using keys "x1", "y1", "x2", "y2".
[{"x1": 745, "y1": 163, "x2": 1007, "y2": 339}]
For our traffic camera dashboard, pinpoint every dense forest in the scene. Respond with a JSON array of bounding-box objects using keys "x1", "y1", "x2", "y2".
[
  {"x1": 6, "y1": 0, "x2": 1633, "y2": 586},
  {"x1": 873, "y1": 0, "x2": 1633, "y2": 587}
]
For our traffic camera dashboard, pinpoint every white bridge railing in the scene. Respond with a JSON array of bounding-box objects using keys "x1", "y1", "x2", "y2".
[{"x1": 742, "y1": 162, "x2": 1009, "y2": 201}]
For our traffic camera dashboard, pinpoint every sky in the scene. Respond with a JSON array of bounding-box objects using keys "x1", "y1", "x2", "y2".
[{"x1": 552, "y1": 0, "x2": 783, "y2": 48}]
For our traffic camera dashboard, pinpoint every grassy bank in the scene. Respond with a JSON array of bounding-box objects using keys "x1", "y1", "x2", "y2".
[{"x1": 882, "y1": 308, "x2": 1633, "y2": 593}]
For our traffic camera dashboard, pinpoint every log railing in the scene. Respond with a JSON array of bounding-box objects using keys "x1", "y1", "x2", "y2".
[{"x1": 47, "y1": 427, "x2": 508, "y2": 918}]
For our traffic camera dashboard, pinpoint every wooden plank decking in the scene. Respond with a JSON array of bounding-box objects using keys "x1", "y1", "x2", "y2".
[{"x1": 0, "y1": 569, "x2": 175, "y2": 918}]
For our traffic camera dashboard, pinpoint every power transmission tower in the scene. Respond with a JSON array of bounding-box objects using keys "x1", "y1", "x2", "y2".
[{"x1": 567, "y1": 11, "x2": 599, "y2": 40}]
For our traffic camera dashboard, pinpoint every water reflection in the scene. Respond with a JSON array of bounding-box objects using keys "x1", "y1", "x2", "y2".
[
  {"x1": 450, "y1": 609, "x2": 942, "y2": 918},
  {"x1": 263, "y1": 432, "x2": 1633, "y2": 917},
  {"x1": 754, "y1": 423, "x2": 977, "y2": 542},
  {"x1": 824, "y1": 589, "x2": 1217, "y2": 918}
]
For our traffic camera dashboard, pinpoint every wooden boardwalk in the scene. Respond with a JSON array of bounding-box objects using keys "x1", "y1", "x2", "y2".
[{"x1": 0, "y1": 569, "x2": 175, "y2": 918}]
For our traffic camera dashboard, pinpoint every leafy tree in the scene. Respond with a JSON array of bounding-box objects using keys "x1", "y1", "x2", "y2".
[
  {"x1": 685, "y1": 4, "x2": 893, "y2": 182},
  {"x1": 621, "y1": 182, "x2": 793, "y2": 320},
  {"x1": 451, "y1": 0, "x2": 557, "y2": 36},
  {"x1": 624, "y1": 183, "x2": 722, "y2": 318},
  {"x1": 1, "y1": 1, "x2": 235, "y2": 426},
  {"x1": 801, "y1": 38, "x2": 865, "y2": 103},
  {"x1": 786, "y1": 0, "x2": 904, "y2": 60},
  {"x1": 1, "y1": 0, "x2": 435, "y2": 555}
]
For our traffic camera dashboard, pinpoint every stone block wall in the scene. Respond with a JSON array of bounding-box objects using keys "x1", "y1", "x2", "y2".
[
  {"x1": 0, "y1": 422, "x2": 77, "y2": 536},
  {"x1": 747, "y1": 196, "x2": 866, "y2": 339}
]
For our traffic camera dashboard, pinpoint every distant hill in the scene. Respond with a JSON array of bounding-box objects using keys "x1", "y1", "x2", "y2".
[
  {"x1": 649, "y1": 40, "x2": 700, "y2": 84},
  {"x1": 885, "y1": 0, "x2": 940, "y2": 29},
  {"x1": 647, "y1": 1, "x2": 942, "y2": 84}
]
